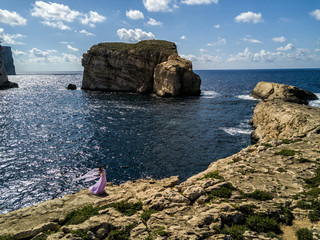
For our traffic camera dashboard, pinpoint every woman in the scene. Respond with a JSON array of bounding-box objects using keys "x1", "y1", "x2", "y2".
[{"x1": 89, "y1": 166, "x2": 107, "y2": 195}]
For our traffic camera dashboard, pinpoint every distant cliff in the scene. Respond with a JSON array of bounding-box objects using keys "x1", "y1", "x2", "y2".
[
  {"x1": 2, "y1": 46, "x2": 16, "y2": 75},
  {"x1": 82, "y1": 40, "x2": 201, "y2": 97},
  {"x1": 0, "y1": 45, "x2": 18, "y2": 89}
]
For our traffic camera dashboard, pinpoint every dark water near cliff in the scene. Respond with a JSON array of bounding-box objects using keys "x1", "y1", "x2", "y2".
[{"x1": 0, "y1": 69, "x2": 319, "y2": 214}]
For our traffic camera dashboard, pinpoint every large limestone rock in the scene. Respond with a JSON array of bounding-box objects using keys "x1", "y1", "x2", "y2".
[
  {"x1": 0, "y1": 45, "x2": 18, "y2": 89},
  {"x1": 153, "y1": 55, "x2": 201, "y2": 97},
  {"x1": 251, "y1": 81, "x2": 317, "y2": 104},
  {"x1": 81, "y1": 40, "x2": 201, "y2": 97},
  {"x1": 251, "y1": 99, "x2": 320, "y2": 142},
  {"x1": 2, "y1": 46, "x2": 16, "y2": 75}
]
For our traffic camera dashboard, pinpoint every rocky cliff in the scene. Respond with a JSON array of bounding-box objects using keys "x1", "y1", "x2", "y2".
[
  {"x1": 0, "y1": 45, "x2": 18, "y2": 89},
  {"x1": 2, "y1": 46, "x2": 16, "y2": 75},
  {"x1": 82, "y1": 40, "x2": 201, "y2": 97},
  {"x1": 1, "y1": 83, "x2": 319, "y2": 240}
]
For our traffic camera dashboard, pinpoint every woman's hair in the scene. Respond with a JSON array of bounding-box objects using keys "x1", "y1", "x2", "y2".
[{"x1": 99, "y1": 166, "x2": 104, "y2": 171}]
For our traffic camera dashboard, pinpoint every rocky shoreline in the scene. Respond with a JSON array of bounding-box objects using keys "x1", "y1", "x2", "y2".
[{"x1": 0, "y1": 82, "x2": 319, "y2": 240}]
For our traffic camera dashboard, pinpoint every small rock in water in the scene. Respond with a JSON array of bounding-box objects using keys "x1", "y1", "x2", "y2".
[{"x1": 67, "y1": 84, "x2": 76, "y2": 90}]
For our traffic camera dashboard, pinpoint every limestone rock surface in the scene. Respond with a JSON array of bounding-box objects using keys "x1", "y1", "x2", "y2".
[
  {"x1": 153, "y1": 55, "x2": 201, "y2": 97},
  {"x1": 251, "y1": 99, "x2": 320, "y2": 142},
  {"x1": 81, "y1": 40, "x2": 201, "y2": 97},
  {"x1": 251, "y1": 81, "x2": 317, "y2": 104},
  {"x1": 0, "y1": 45, "x2": 18, "y2": 89}
]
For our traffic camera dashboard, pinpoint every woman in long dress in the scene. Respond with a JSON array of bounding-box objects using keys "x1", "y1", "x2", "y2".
[{"x1": 89, "y1": 166, "x2": 107, "y2": 195}]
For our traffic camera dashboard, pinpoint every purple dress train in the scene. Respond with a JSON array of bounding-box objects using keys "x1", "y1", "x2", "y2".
[{"x1": 89, "y1": 169, "x2": 106, "y2": 195}]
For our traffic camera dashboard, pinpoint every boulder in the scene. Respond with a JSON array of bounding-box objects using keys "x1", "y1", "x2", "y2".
[
  {"x1": 81, "y1": 40, "x2": 201, "y2": 97},
  {"x1": 67, "y1": 84, "x2": 77, "y2": 90},
  {"x1": 250, "y1": 81, "x2": 317, "y2": 104},
  {"x1": 153, "y1": 55, "x2": 201, "y2": 97}
]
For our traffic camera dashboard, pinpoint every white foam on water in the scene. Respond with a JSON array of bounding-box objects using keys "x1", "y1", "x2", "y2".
[
  {"x1": 201, "y1": 90, "x2": 220, "y2": 99},
  {"x1": 220, "y1": 127, "x2": 252, "y2": 136},
  {"x1": 237, "y1": 95, "x2": 260, "y2": 101},
  {"x1": 309, "y1": 93, "x2": 320, "y2": 108}
]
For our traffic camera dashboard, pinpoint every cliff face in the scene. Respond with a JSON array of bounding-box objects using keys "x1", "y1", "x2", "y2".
[
  {"x1": 82, "y1": 40, "x2": 201, "y2": 97},
  {"x1": 1, "y1": 83, "x2": 319, "y2": 240},
  {"x1": 2, "y1": 46, "x2": 16, "y2": 75},
  {"x1": 0, "y1": 45, "x2": 18, "y2": 89}
]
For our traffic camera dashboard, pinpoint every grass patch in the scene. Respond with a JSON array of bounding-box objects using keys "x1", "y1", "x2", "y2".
[
  {"x1": 141, "y1": 209, "x2": 157, "y2": 223},
  {"x1": 242, "y1": 190, "x2": 273, "y2": 201},
  {"x1": 282, "y1": 139, "x2": 301, "y2": 144},
  {"x1": 246, "y1": 215, "x2": 281, "y2": 234},
  {"x1": 220, "y1": 225, "x2": 247, "y2": 240},
  {"x1": 296, "y1": 228, "x2": 314, "y2": 240},
  {"x1": 262, "y1": 143, "x2": 272, "y2": 148},
  {"x1": 200, "y1": 170, "x2": 225, "y2": 181},
  {"x1": 274, "y1": 149, "x2": 298, "y2": 156},
  {"x1": 70, "y1": 230, "x2": 91, "y2": 240},
  {"x1": 297, "y1": 200, "x2": 320, "y2": 222},
  {"x1": 208, "y1": 183, "x2": 235, "y2": 200},
  {"x1": 153, "y1": 227, "x2": 170, "y2": 237},
  {"x1": 107, "y1": 223, "x2": 138, "y2": 240},
  {"x1": 101, "y1": 201, "x2": 143, "y2": 216},
  {"x1": 303, "y1": 167, "x2": 320, "y2": 188},
  {"x1": 62, "y1": 205, "x2": 100, "y2": 225},
  {"x1": 298, "y1": 158, "x2": 312, "y2": 163},
  {"x1": 0, "y1": 236, "x2": 14, "y2": 240},
  {"x1": 277, "y1": 167, "x2": 287, "y2": 173}
]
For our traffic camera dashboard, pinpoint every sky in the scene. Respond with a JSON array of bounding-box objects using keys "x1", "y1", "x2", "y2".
[{"x1": 0, "y1": 0, "x2": 319, "y2": 72}]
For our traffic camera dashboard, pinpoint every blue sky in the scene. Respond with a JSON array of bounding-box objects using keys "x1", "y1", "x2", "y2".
[{"x1": 0, "y1": 0, "x2": 319, "y2": 71}]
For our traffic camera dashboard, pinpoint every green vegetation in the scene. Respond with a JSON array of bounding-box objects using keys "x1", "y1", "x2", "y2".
[
  {"x1": 0, "y1": 236, "x2": 14, "y2": 240},
  {"x1": 246, "y1": 215, "x2": 281, "y2": 234},
  {"x1": 298, "y1": 158, "x2": 312, "y2": 163},
  {"x1": 32, "y1": 235, "x2": 47, "y2": 240},
  {"x1": 304, "y1": 167, "x2": 320, "y2": 188},
  {"x1": 208, "y1": 182, "x2": 235, "y2": 200},
  {"x1": 200, "y1": 170, "x2": 225, "y2": 181},
  {"x1": 102, "y1": 201, "x2": 143, "y2": 216},
  {"x1": 107, "y1": 223, "x2": 138, "y2": 240},
  {"x1": 295, "y1": 228, "x2": 314, "y2": 240},
  {"x1": 70, "y1": 230, "x2": 91, "y2": 240},
  {"x1": 277, "y1": 167, "x2": 287, "y2": 173},
  {"x1": 63, "y1": 205, "x2": 100, "y2": 225},
  {"x1": 141, "y1": 209, "x2": 157, "y2": 223},
  {"x1": 153, "y1": 227, "x2": 170, "y2": 237},
  {"x1": 297, "y1": 200, "x2": 320, "y2": 222},
  {"x1": 281, "y1": 139, "x2": 301, "y2": 144},
  {"x1": 220, "y1": 225, "x2": 247, "y2": 240},
  {"x1": 274, "y1": 149, "x2": 298, "y2": 156},
  {"x1": 262, "y1": 143, "x2": 272, "y2": 148},
  {"x1": 242, "y1": 190, "x2": 273, "y2": 201}
]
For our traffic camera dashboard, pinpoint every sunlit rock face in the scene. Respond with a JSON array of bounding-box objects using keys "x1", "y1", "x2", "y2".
[{"x1": 81, "y1": 40, "x2": 201, "y2": 97}]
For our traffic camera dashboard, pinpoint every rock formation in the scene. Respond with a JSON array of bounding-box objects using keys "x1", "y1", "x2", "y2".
[
  {"x1": 153, "y1": 55, "x2": 201, "y2": 97},
  {"x1": 1, "y1": 82, "x2": 319, "y2": 240},
  {"x1": 251, "y1": 81, "x2": 317, "y2": 104},
  {"x1": 0, "y1": 45, "x2": 18, "y2": 90},
  {"x1": 81, "y1": 40, "x2": 201, "y2": 97},
  {"x1": 2, "y1": 46, "x2": 16, "y2": 75}
]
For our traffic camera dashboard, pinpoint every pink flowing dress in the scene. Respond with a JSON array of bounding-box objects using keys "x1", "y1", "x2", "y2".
[{"x1": 89, "y1": 169, "x2": 107, "y2": 195}]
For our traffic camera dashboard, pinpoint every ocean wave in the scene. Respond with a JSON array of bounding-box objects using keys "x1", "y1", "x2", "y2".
[
  {"x1": 201, "y1": 90, "x2": 220, "y2": 98},
  {"x1": 237, "y1": 95, "x2": 260, "y2": 101},
  {"x1": 309, "y1": 93, "x2": 320, "y2": 108},
  {"x1": 220, "y1": 127, "x2": 252, "y2": 136}
]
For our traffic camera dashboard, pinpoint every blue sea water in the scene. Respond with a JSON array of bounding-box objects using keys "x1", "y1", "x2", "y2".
[{"x1": 0, "y1": 69, "x2": 319, "y2": 214}]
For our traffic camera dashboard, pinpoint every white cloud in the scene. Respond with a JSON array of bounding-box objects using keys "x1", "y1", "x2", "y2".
[
  {"x1": 0, "y1": 9, "x2": 27, "y2": 26},
  {"x1": 81, "y1": 11, "x2": 106, "y2": 27},
  {"x1": 242, "y1": 37, "x2": 262, "y2": 44},
  {"x1": 181, "y1": 0, "x2": 218, "y2": 5},
  {"x1": 181, "y1": 53, "x2": 221, "y2": 63},
  {"x1": 31, "y1": 1, "x2": 106, "y2": 30},
  {"x1": 117, "y1": 28, "x2": 155, "y2": 42},
  {"x1": 126, "y1": 10, "x2": 144, "y2": 20},
  {"x1": 30, "y1": 48, "x2": 50, "y2": 58},
  {"x1": 12, "y1": 49, "x2": 26, "y2": 56},
  {"x1": 235, "y1": 11, "x2": 263, "y2": 24},
  {"x1": 310, "y1": 9, "x2": 320, "y2": 20},
  {"x1": 0, "y1": 28, "x2": 26, "y2": 45},
  {"x1": 200, "y1": 48, "x2": 207, "y2": 53},
  {"x1": 214, "y1": 24, "x2": 220, "y2": 29},
  {"x1": 147, "y1": 18, "x2": 162, "y2": 26},
  {"x1": 315, "y1": 48, "x2": 320, "y2": 52},
  {"x1": 67, "y1": 45, "x2": 79, "y2": 52},
  {"x1": 180, "y1": 35, "x2": 186, "y2": 40},
  {"x1": 143, "y1": 0, "x2": 174, "y2": 12},
  {"x1": 62, "y1": 53, "x2": 80, "y2": 63},
  {"x1": 277, "y1": 43, "x2": 294, "y2": 51},
  {"x1": 207, "y1": 37, "x2": 226, "y2": 46},
  {"x1": 79, "y1": 29, "x2": 95, "y2": 36},
  {"x1": 272, "y1": 36, "x2": 286, "y2": 43},
  {"x1": 228, "y1": 48, "x2": 281, "y2": 63}
]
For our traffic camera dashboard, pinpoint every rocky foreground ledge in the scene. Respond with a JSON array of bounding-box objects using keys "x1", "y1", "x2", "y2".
[{"x1": 1, "y1": 82, "x2": 320, "y2": 240}]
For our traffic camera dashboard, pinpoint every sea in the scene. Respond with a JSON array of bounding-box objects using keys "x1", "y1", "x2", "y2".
[{"x1": 0, "y1": 69, "x2": 319, "y2": 214}]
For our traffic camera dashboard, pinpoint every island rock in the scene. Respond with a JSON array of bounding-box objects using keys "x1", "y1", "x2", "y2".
[
  {"x1": 0, "y1": 45, "x2": 18, "y2": 89},
  {"x1": 81, "y1": 40, "x2": 201, "y2": 97},
  {"x1": 2, "y1": 46, "x2": 16, "y2": 75},
  {"x1": 250, "y1": 81, "x2": 317, "y2": 104},
  {"x1": 153, "y1": 55, "x2": 201, "y2": 97}
]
